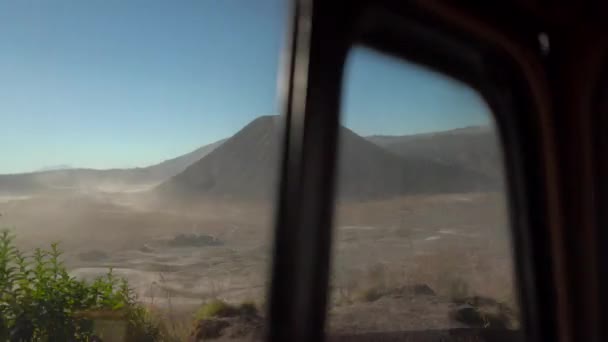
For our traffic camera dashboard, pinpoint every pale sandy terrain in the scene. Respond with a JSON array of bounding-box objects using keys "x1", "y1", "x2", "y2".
[{"x1": 0, "y1": 190, "x2": 518, "y2": 335}]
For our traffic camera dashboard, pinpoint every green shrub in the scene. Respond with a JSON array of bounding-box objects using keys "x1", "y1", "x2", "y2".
[
  {"x1": 195, "y1": 300, "x2": 235, "y2": 320},
  {"x1": 194, "y1": 300, "x2": 258, "y2": 321},
  {"x1": 0, "y1": 230, "x2": 161, "y2": 341}
]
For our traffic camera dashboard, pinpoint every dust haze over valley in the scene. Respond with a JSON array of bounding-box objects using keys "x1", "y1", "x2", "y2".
[{"x1": 0, "y1": 115, "x2": 517, "y2": 334}]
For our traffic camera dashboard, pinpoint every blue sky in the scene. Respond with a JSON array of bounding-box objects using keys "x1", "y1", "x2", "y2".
[{"x1": 0, "y1": 0, "x2": 491, "y2": 174}]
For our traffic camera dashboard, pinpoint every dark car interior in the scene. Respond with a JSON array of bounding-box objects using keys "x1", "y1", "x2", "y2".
[{"x1": 267, "y1": 1, "x2": 608, "y2": 341}]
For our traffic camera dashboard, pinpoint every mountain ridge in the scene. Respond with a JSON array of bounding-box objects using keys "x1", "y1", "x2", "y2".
[
  {"x1": 159, "y1": 116, "x2": 496, "y2": 200},
  {"x1": 0, "y1": 117, "x2": 501, "y2": 198},
  {"x1": 367, "y1": 124, "x2": 502, "y2": 182},
  {"x1": 0, "y1": 139, "x2": 225, "y2": 194}
]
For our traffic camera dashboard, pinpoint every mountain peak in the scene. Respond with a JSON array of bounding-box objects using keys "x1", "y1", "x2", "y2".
[{"x1": 158, "y1": 116, "x2": 495, "y2": 200}]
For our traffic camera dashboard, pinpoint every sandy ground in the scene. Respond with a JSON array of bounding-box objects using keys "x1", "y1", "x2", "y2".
[{"x1": 0, "y1": 190, "x2": 518, "y2": 334}]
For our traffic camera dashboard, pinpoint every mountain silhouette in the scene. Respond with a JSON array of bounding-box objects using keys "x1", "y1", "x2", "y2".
[
  {"x1": 159, "y1": 116, "x2": 496, "y2": 200},
  {"x1": 1, "y1": 117, "x2": 499, "y2": 198},
  {"x1": 367, "y1": 126, "x2": 502, "y2": 184},
  {"x1": 157, "y1": 115, "x2": 281, "y2": 198}
]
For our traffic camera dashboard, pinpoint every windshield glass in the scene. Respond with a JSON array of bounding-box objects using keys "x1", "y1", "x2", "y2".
[{"x1": 326, "y1": 47, "x2": 521, "y2": 340}]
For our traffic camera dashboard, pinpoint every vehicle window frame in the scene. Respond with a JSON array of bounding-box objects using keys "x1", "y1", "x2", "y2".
[
  {"x1": 267, "y1": 1, "x2": 556, "y2": 341},
  {"x1": 594, "y1": 64, "x2": 608, "y2": 340}
]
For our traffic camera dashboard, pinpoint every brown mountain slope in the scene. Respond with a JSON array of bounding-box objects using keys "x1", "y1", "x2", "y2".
[
  {"x1": 142, "y1": 139, "x2": 226, "y2": 182},
  {"x1": 157, "y1": 115, "x2": 281, "y2": 198},
  {"x1": 367, "y1": 126, "x2": 503, "y2": 183},
  {"x1": 337, "y1": 126, "x2": 495, "y2": 198},
  {"x1": 159, "y1": 116, "x2": 496, "y2": 200}
]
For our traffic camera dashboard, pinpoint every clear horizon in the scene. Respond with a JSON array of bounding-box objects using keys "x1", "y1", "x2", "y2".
[{"x1": 0, "y1": 0, "x2": 491, "y2": 174}]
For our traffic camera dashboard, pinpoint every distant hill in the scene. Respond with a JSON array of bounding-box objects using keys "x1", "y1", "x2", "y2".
[
  {"x1": 36, "y1": 164, "x2": 73, "y2": 172},
  {"x1": 0, "y1": 139, "x2": 224, "y2": 195},
  {"x1": 336, "y1": 126, "x2": 496, "y2": 198},
  {"x1": 159, "y1": 116, "x2": 496, "y2": 200},
  {"x1": 366, "y1": 126, "x2": 503, "y2": 184}
]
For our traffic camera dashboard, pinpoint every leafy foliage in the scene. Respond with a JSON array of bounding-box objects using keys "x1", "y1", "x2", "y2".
[
  {"x1": 0, "y1": 230, "x2": 161, "y2": 341},
  {"x1": 194, "y1": 299, "x2": 258, "y2": 320}
]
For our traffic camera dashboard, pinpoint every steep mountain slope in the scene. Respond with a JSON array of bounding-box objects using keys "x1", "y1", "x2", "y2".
[
  {"x1": 337, "y1": 126, "x2": 494, "y2": 198},
  {"x1": 159, "y1": 116, "x2": 496, "y2": 200},
  {"x1": 367, "y1": 126, "x2": 503, "y2": 183},
  {"x1": 0, "y1": 139, "x2": 224, "y2": 195},
  {"x1": 141, "y1": 139, "x2": 226, "y2": 182},
  {"x1": 158, "y1": 116, "x2": 281, "y2": 198}
]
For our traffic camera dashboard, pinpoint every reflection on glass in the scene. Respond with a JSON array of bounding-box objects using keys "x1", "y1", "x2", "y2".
[{"x1": 327, "y1": 48, "x2": 520, "y2": 339}]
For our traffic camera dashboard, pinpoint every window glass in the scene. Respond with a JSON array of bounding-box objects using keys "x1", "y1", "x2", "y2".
[
  {"x1": 327, "y1": 47, "x2": 520, "y2": 338},
  {"x1": 0, "y1": 1, "x2": 284, "y2": 340}
]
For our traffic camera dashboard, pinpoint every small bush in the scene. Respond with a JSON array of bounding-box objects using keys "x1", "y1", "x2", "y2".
[
  {"x1": 195, "y1": 300, "x2": 236, "y2": 320},
  {"x1": 190, "y1": 319, "x2": 230, "y2": 340},
  {"x1": 194, "y1": 300, "x2": 258, "y2": 320},
  {"x1": 449, "y1": 298, "x2": 517, "y2": 329},
  {"x1": 190, "y1": 300, "x2": 262, "y2": 342},
  {"x1": 0, "y1": 230, "x2": 162, "y2": 341}
]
